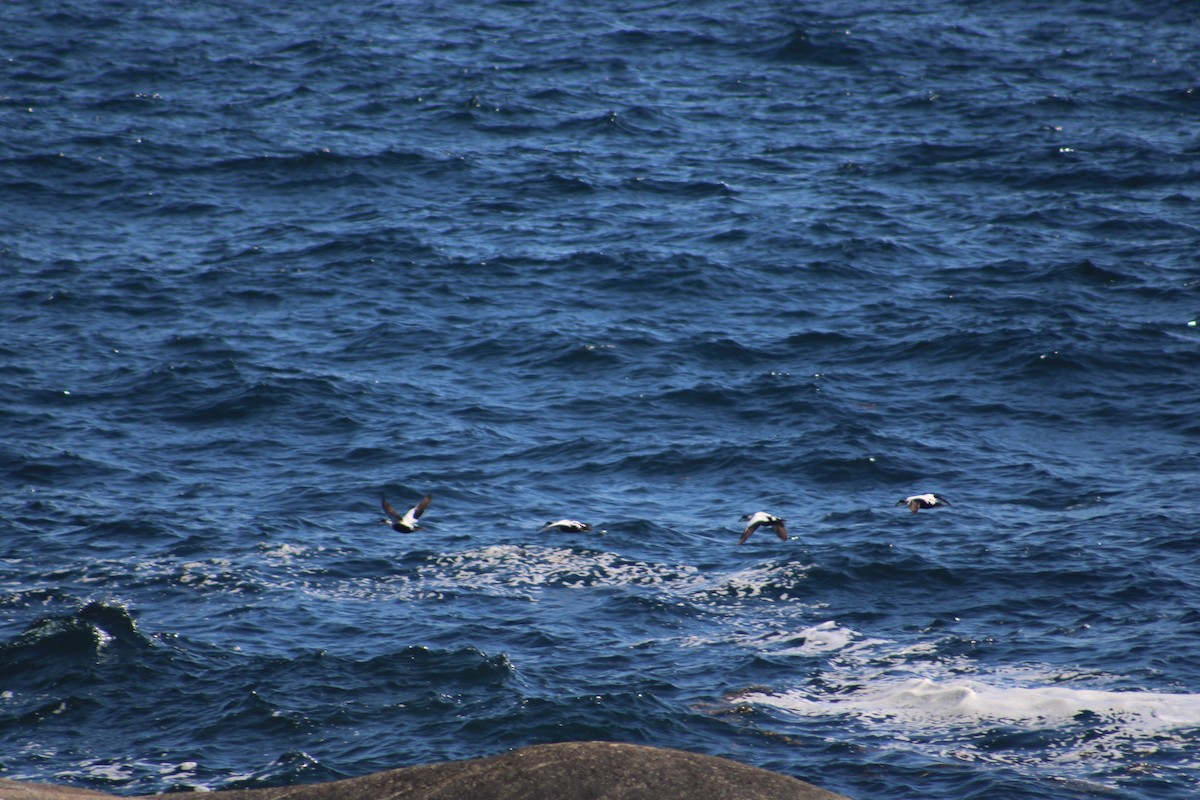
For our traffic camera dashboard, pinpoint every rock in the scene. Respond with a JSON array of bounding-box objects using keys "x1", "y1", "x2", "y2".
[
  {"x1": 0, "y1": 779, "x2": 115, "y2": 800},
  {"x1": 0, "y1": 741, "x2": 851, "y2": 800}
]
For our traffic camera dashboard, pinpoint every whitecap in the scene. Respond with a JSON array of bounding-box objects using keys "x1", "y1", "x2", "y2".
[
  {"x1": 745, "y1": 676, "x2": 1200, "y2": 735},
  {"x1": 742, "y1": 670, "x2": 1200, "y2": 782},
  {"x1": 426, "y1": 544, "x2": 700, "y2": 593}
]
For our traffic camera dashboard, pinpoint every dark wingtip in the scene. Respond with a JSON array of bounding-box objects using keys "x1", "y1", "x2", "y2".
[
  {"x1": 411, "y1": 494, "x2": 433, "y2": 519},
  {"x1": 381, "y1": 496, "x2": 399, "y2": 519}
]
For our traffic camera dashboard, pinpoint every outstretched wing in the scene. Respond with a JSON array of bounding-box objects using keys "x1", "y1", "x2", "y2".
[
  {"x1": 739, "y1": 521, "x2": 761, "y2": 545},
  {"x1": 774, "y1": 521, "x2": 789, "y2": 541},
  {"x1": 381, "y1": 496, "x2": 403, "y2": 522},
  {"x1": 410, "y1": 494, "x2": 433, "y2": 520}
]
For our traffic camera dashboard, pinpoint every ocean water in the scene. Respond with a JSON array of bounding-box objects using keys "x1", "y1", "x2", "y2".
[{"x1": 2, "y1": 1, "x2": 1199, "y2": 798}]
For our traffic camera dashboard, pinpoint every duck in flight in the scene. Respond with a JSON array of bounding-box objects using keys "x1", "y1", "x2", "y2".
[
  {"x1": 897, "y1": 493, "x2": 951, "y2": 514},
  {"x1": 540, "y1": 519, "x2": 592, "y2": 533},
  {"x1": 739, "y1": 511, "x2": 788, "y2": 544},
  {"x1": 381, "y1": 494, "x2": 432, "y2": 532}
]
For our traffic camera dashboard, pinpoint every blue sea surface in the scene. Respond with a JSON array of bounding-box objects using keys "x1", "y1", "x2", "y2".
[{"x1": 2, "y1": 2, "x2": 1199, "y2": 798}]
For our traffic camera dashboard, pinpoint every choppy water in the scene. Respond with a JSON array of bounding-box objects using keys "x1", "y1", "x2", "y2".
[{"x1": 2, "y1": 2, "x2": 1199, "y2": 798}]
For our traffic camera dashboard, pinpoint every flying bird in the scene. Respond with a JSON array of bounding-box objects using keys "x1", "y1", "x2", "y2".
[
  {"x1": 739, "y1": 512, "x2": 788, "y2": 544},
  {"x1": 539, "y1": 519, "x2": 592, "y2": 533},
  {"x1": 897, "y1": 493, "x2": 951, "y2": 514},
  {"x1": 381, "y1": 494, "x2": 432, "y2": 532}
]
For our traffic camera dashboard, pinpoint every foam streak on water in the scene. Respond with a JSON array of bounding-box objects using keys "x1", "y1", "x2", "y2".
[{"x1": 2, "y1": 1, "x2": 1199, "y2": 799}]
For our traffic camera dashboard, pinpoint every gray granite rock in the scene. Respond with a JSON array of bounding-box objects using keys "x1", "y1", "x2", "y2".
[{"x1": 0, "y1": 741, "x2": 852, "y2": 800}]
